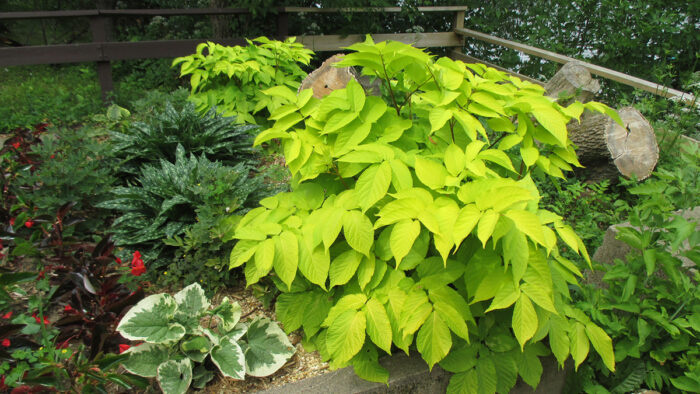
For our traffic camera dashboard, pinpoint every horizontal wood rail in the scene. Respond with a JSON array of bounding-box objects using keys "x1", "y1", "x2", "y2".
[
  {"x1": 455, "y1": 27, "x2": 697, "y2": 106},
  {"x1": 0, "y1": 6, "x2": 466, "y2": 101}
]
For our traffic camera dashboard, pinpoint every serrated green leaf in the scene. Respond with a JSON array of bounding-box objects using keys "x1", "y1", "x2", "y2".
[
  {"x1": 417, "y1": 310, "x2": 452, "y2": 369},
  {"x1": 429, "y1": 107, "x2": 453, "y2": 132},
  {"x1": 504, "y1": 210, "x2": 546, "y2": 246},
  {"x1": 548, "y1": 315, "x2": 570, "y2": 367},
  {"x1": 585, "y1": 322, "x2": 615, "y2": 372},
  {"x1": 299, "y1": 244, "x2": 329, "y2": 289},
  {"x1": 364, "y1": 298, "x2": 393, "y2": 353},
  {"x1": 274, "y1": 231, "x2": 298, "y2": 290},
  {"x1": 512, "y1": 293, "x2": 538, "y2": 349},
  {"x1": 453, "y1": 204, "x2": 481, "y2": 250},
  {"x1": 477, "y1": 209, "x2": 499, "y2": 247},
  {"x1": 447, "y1": 369, "x2": 478, "y2": 394},
  {"x1": 415, "y1": 157, "x2": 449, "y2": 190},
  {"x1": 327, "y1": 309, "x2": 367, "y2": 363},
  {"x1": 570, "y1": 321, "x2": 590, "y2": 370},
  {"x1": 357, "y1": 255, "x2": 376, "y2": 290},
  {"x1": 322, "y1": 293, "x2": 368, "y2": 327},
  {"x1": 444, "y1": 144, "x2": 466, "y2": 176},
  {"x1": 434, "y1": 302, "x2": 469, "y2": 341},
  {"x1": 390, "y1": 219, "x2": 421, "y2": 268},
  {"x1": 330, "y1": 249, "x2": 364, "y2": 288},
  {"x1": 356, "y1": 162, "x2": 392, "y2": 212},
  {"x1": 351, "y1": 345, "x2": 389, "y2": 383},
  {"x1": 343, "y1": 210, "x2": 374, "y2": 256}
]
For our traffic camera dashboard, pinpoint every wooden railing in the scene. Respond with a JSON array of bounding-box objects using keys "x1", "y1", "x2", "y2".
[
  {"x1": 0, "y1": 6, "x2": 466, "y2": 100},
  {"x1": 1, "y1": 5, "x2": 695, "y2": 107},
  {"x1": 453, "y1": 28, "x2": 697, "y2": 106}
]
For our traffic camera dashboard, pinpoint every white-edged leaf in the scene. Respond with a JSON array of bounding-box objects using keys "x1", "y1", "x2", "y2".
[
  {"x1": 157, "y1": 358, "x2": 192, "y2": 394},
  {"x1": 244, "y1": 317, "x2": 296, "y2": 377},
  {"x1": 121, "y1": 343, "x2": 170, "y2": 378},
  {"x1": 210, "y1": 336, "x2": 246, "y2": 380},
  {"x1": 117, "y1": 294, "x2": 186, "y2": 344}
]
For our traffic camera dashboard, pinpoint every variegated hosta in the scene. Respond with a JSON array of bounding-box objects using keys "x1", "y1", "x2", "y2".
[
  {"x1": 229, "y1": 36, "x2": 617, "y2": 393},
  {"x1": 116, "y1": 283, "x2": 295, "y2": 394}
]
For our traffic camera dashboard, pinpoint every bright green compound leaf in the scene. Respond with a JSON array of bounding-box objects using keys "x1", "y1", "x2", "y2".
[
  {"x1": 322, "y1": 293, "x2": 368, "y2": 327},
  {"x1": 343, "y1": 210, "x2": 374, "y2": 256},
  {"x1": 251, "y1": 237, "x2": 275, "y2": 284},
  {"x1": 390, "y1": 219, "x2": 421, "y2": 268},
  {"x1": 357, "y1": 255, "x2": 376, "y2": 290},
  {"x1": 276, "y1": 292, "x2": 308, "y2": 333},
  {"x1": 434, "y1": 302, "x2": 469, "y2": 341},
  {"x1": 244, "y1": 317, "x2": 296, "y2": 377},
  {"x1": 512, "y1": 293, "x2": 538, "y2": 349},
  {"x1": 356, "y1": 161, "x2": 392, "y2": 212},
  {"x1": 520, "y1": 146, "x2": 539, "y2": 167},
  {"x1": 452, "y1": 204, "x2": 481, "y2": 250},
  {"x1": 157, "y1": 358, "x2": 192, "y2": 394},
  {"x1": 121, "y1": 343, "x2": 170, "y2": 378},
  {"x1": 570, "y1": 321, "x2": 590, "y2": 370},
  {"x1": 389, "y1": 159, "x2": 413, "y2": 191},
  {"x1": 415, "y1": 156, "x2": 449, "y2": 190},
  {"x1": 417, "y1": 310, "x2": 452, "y2": 370},
  {"x1": 351, "y1": 344, "x2": 389, "y2": 384},
  {"x1": 477, "y1": 209, "x2": 499, "y2": 247},
  {"x1": 429, "y1": 107, "x2": 453, "y2": 132},
  {"x1": 298, "y1": 245, "x2": 330, "y2": 289},
  {"x1": 262, "y1": 85, "x2": 298, "y2": 102},
  {"x1": 504, "y1": 210, "x2": 546, "y2": 246},
  {"x1": 210, "y1": 336, "x2": 246, "y2": 380},
  {"x1": 503, "y1": 229, "x2": 528, "y2": 282},
  {"x1": 521, "y1": 282, "x2": 556, "y2": 313},
  {"x1": 549, "y1": 315, "x2": 570, "y2": 367},
  {"x1": 274, "y1": 231, "x2": 298, "y2": 290},
  {"x1": 364, "y1": 298, "x2": 393, "y2": 353},
  {"x1": 117, "y1": 294, "x2": 186, "y2": 344},
  {"x1": 476, "y1": 356, "x2": 498, "y2": 394},
  {"x1": 585, "y1": 322, "x2": 615, "y2": 372},
  {"x1": 327, "y1": 309, "x2": 367, "y2": 363},
  {"x1": 330, "y1": 249, "x2": 364, "y2": 288},
  {"x1": 447, "y1": 369, "x2": 478, "y2": 394},
  {"x1": 444, "y1": 144, "x2": 466, "y2": 176},
  {"x1": 486, "y1": 279, "x2": 519, "y2": 312}
]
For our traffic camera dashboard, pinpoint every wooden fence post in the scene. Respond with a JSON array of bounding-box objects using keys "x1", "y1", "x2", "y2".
[
  {"x1": 277, "y1": 8, "x2": 289, "y2": 40},
  {"x1": 453, "y1": 9, "x2": 465, "y2": 46},
  {"x1": 90, "y1": 1, "x2": 114, "y2": 103}
]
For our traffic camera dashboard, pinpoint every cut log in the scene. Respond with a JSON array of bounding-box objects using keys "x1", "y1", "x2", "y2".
[
  {"x1": 299, "y1": 53, "x2": 381, "y2": 98},
  {"x1": 545, "y1": 61, "x2": 600, "y2": 105},
  {"x1": 568, "y1": 106, "x2": 658, "y2": 181}
]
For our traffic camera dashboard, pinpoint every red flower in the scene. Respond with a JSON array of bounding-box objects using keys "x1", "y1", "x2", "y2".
[
  {"x1": 2, "y1": 312, "x2": 12, "y2": 319},
  {"x1": 130, "y1": 251, "x2": 146, "y2": 276},
  {"x1": 118, "y1": 344, "x2": 130, "y2": 354},
  {"x1": 9, "y1": 218, "x2": 14, "y2": 226},
  {"x1": 1, "y1": 339, "x2": 10, "y2": 347},
  {"x1": 24, "y1": 220, "x2": 34, "y2": 229},
  {"x1": 50, "y1": 154, "x2": 55, "y2": 159},
  {"x1": 115, "y1": 257, "x2": 122, "y2": 265},
  {"x1": 32, "y1": 313, "x2": 49, "y2": 325},
  {"x1": 11, "y1": 142, "x2": 20, "y2": 149},
  {"x1": 64, "y1": 305, "x2": 74, "y2": 313}
]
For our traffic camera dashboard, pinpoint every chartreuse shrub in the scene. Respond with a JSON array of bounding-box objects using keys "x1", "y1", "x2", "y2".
[
  {"x1": 228, "y1": 36, "x2": 621, "y2": 392},
  {"x1": 116, "y1": 283, "x2": 295, "y2": 394},
  {"x1": 570, "y1": 144, "x2": 700, "y2": 393},
  {"x1": 173, "y1": 37, "x2": 313, "y2": 125}
]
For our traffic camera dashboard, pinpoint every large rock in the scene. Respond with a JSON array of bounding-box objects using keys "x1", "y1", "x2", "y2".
[{"x1": 257, "y1": 352, "x2": 567, "y2": 394}]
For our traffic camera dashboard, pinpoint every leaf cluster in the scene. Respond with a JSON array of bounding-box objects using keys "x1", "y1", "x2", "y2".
[
  {"x1": 571, "y1": 144, "x2": 700, "y2": 394},
  {"x1": 116, "y1": 283, "x2": 295, "y2": 394},
  {"x1": 99, "y1": 144, "x2": 272, "y2": 281},
  {"x1": 173, "y1": 37, "x2": 313, "y2": 126},
  {"x1": 110, "y1": 101, "x2": 258, "y2": 179},
  {"x1": 230, "y1": 36, "x2": 619, "y2": 392}
]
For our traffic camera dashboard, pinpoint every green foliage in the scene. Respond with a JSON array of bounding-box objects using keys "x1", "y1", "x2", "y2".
[
  {"x1": 572, "y1": 144, "x2": 700, "y2": 394},
  {"x1": 173, "y1": 37, "x2": 313, "y2": 125},
  {"x1": 0, "y1": 65, "x2": 103, "y2": 132},
  {"x1": 463, "y1": 0, "x2": 699, "y2": 98},
  {"x1": 99, "y1": 144, "x2": 272, "y2": 283},
  {"x1": 540, "y1": 179, "x2": 631, "y2": 256},
  {"x1": 13, "y1": 126, "x2": 117, "y2": 226},
  {"x1": 116, "y1": 283, "x2": 295, "y2": 394},
  {"x1": 230, "y1": 36, "x2": 618, "y2": 391},
  {"x1": 110, "y1": 101, "x2": 258, "y2": 178}
]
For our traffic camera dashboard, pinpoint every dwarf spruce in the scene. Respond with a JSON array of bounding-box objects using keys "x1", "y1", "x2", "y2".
[{"x1": 229, "y1": 36, "x2": 619, "y2": 392}]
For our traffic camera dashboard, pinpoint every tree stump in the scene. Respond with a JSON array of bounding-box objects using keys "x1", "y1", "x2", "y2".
[
  {"x1": 545, "y1": 61, "x2": 600, "y2": 105},
  {"x1": 568, "y1": 107, "x2": 658, "y2": 181},
  {"x1": 299, "y1": 54, "x2": 381, "y2": 98}
]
